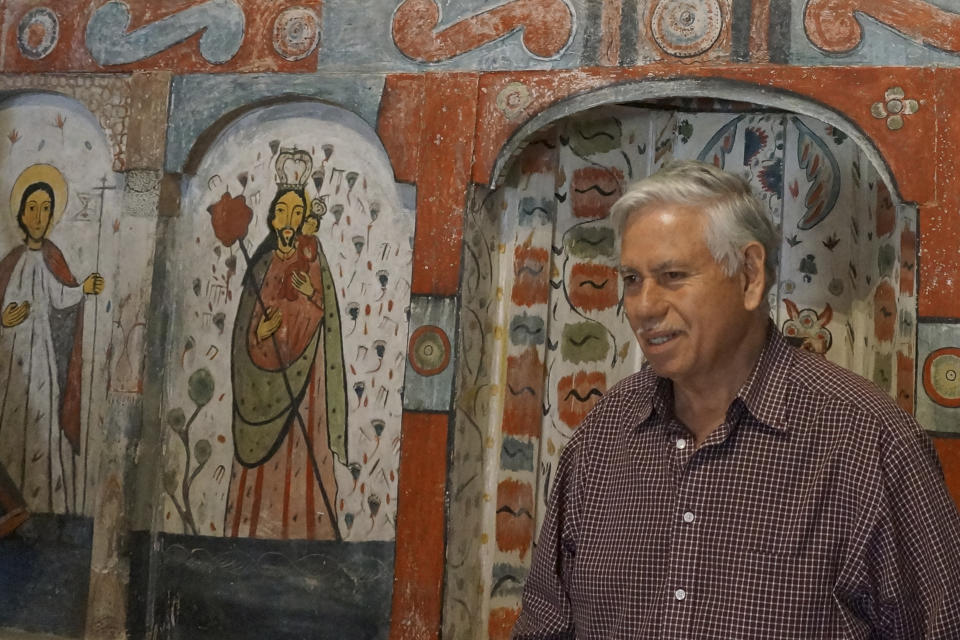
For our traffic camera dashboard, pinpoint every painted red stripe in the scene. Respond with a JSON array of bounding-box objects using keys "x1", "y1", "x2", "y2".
[
  {"x1": 282, "y1": 430, "x2": 294, "y2": 539},
  {"x1": 389, "y1": 412, "x2": 449, "y2": 640},
  {"x1": 249, "y1": 466, "x2": 264, "y2": 537},
  {"x1": 231, "y1": 467, "x2": 248, "y2": 538}
]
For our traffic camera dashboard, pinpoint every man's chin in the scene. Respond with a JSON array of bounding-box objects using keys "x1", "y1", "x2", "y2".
[{"x1": 639, "y1": 354, "x2": 677, "y2": 379}]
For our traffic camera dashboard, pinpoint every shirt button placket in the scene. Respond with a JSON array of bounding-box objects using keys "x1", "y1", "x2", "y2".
[{"x1": 665, "y1": 431, "x2": 698, "y2": 637}]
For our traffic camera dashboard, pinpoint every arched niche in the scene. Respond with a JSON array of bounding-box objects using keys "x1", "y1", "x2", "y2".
[
  {"x1": 0, "y1": 90, "x2": 119, "y2": 637},
  {"x1": 146, "y1": 99, "x2": 413, "y2": 637},
  {"x1": 444, "y1": 89, "x2": 917, "y2": 639},
  {"x1": 162, "y1": 100, "x2": 414, "y2": 540}
]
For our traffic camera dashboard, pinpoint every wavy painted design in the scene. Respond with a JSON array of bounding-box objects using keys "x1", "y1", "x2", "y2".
[
  {"x1": 804, "y1": 0, "x2": 960, "y2": 55},
  {"x1": 86, "y1": 0, "x2": 244, "y2": 65},
  {"x1": 392, "y1": 0, "x2": 574, "y2": 62}
]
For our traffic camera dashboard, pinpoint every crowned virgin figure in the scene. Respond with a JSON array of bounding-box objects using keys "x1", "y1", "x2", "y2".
[{"x1": 225, "y1": 148, "x2": 347, "y2": 540}]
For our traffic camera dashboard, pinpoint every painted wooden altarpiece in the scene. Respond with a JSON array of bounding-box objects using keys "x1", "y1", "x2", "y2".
[{"x1": 0, "y1": 1, "x2": 960, "y2": 640}]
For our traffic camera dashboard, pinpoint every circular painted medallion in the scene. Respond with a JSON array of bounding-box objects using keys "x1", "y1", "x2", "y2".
[
  {"x1": 408, "y1": 325, "x2": 451, "y2": 377},
  {"x1": 650, "y1": 0, "x2": 722, "y2": 58},
  {"x1": 496, "y1": 82, "x2": 532, "y2": 121},
  {"x1": 922, "y1": 347, "x2": 960, "y2": 408},
  {"x1": 273, "y1": 7, "x2": 321, "y2": 61},
  {"x1": 17, "y1": 7, "x2": 59, "y2": 61}
]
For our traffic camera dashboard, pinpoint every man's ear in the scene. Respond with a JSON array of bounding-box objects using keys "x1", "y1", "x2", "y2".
[{"x1": 741, "y1": 242, "x2": 767, "y2": 311}]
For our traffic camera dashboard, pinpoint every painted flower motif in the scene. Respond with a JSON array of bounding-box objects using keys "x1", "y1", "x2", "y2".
[
  {"x1": 758, "y1": 158, "x2": 783, "y2": 195},
  {"x1": 496, "y1": 82, "x2": 532, "y2": 121},
  {"x1": 870, "y1": 87, "x2": 919, "y2": 131},
  {"x1": 207, "y1": 191, "x2": 253, "y2": 247},
  {"x1": 743, "y1": 127, "x2": 768, "y2": 165}
]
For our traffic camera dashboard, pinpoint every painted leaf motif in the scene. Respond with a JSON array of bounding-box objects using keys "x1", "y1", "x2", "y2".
[
  {"x1": 696, "y1": 115, "x2": 744, "y2": 169},
  {"x1": 569, "y1": 117, "x2": 623, "y2": 158},
  {"x1": 792, "y1": 117, "x2": 841, "y2": 230}
]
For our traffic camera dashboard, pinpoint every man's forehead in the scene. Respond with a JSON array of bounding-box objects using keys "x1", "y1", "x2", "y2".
[
  {"x1": 618, "y1": 209, "x2": 714, "y2": 272},
  {"x1": 617, "y1": 257, "x2": 688, "y2": 273}
]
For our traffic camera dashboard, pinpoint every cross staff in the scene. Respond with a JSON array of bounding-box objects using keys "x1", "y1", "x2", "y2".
[{"x1": 80, "y1": 176, "x2": 115, "y2": 513}]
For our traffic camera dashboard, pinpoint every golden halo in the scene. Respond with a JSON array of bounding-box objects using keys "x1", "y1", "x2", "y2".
[{"x1": 9, "y1": 164, "x2": 68, "y2": 232}]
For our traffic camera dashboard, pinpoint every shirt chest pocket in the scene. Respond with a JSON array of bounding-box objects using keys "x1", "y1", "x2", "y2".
[{"x1": 707, "y1": 475, "x2": 831, "y2": 558}]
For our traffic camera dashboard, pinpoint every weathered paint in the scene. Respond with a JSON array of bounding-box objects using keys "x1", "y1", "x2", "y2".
[{"x1": 4, "y1": 2, "x2": 960, "y2": 639}]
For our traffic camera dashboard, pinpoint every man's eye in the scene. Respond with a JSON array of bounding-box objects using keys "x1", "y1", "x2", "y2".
[{"x1": 664, "y1": 271, "x2": 684, "y2": 281}]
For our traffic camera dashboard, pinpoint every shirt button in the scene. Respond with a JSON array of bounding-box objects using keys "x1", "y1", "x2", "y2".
[
  {"x1": 683, "y1": 511, "x2": 695, "y2": 523},
  {"x1": 675, "y1": 588, "x2": 687, "y2": 601},
  {"x1": 676, "y1": 438, "x2": 687, "y2": 450}
]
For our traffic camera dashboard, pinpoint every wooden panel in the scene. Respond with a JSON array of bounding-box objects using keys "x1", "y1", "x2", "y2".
[
  {"x1": 125, "y1": 72, "x2": 172, "y2": 170},
  {"x1": 920, "y1": 68, "x2": 960, "y2": 317},
  {"x1": 932, "y1": 437, "x2": 960, "y2": 508},
  {"x1": 378, "y1": 74, "x2": 425, "y2": 185},
  {"x1": 390, "y1": 411, "x2": 450, "y2": 640},
  {"x1": 411, "y1": 72, "x2": 478, "y2": 296}
]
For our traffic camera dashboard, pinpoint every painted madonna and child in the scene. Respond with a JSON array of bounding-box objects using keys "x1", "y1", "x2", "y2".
[
  {"x1": 0, "y1": 164, "x2": 104, "y2": 536},
  {"x1": 213, "y1": 147, "x2": 348, "y2": 541}
]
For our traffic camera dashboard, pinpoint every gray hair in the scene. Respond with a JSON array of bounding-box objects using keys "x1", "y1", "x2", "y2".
[{"x1": 611, "y1": 160, "x2": 780, "y2": 291}]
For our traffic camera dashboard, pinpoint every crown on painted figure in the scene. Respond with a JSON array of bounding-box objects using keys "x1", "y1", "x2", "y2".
[{"x1": 275, "y1": 147, "x2": 313, "y2": 190}]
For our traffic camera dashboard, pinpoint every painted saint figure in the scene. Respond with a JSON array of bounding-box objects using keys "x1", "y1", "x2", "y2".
[
  {"x1": 0, "y1": 164, "x2": 104, "y2": 516},
  {"x1": 225, "y1": 148, "x2": 347, "y2": 540}
]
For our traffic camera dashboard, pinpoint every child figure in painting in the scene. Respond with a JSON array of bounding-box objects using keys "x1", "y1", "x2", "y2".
[
  {"x1": 0, "y1": 164, "x2": 104, "y2": 517},
  {"x1": 225, "y1": 148, "x2": 347, "y2": 540},
  {"x1": 282, "y1": 209, "x2": 322, "y2": 300}
]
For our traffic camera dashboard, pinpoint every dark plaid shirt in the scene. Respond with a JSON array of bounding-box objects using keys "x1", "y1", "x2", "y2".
[{"x1": 514, "y1": 328, "x2": 960, "y2": 639}]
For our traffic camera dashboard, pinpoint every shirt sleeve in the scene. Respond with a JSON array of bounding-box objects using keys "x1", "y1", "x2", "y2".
[
  {"x1": 512, "y1": 432, "x2": 582, "y2": 640},
  {"x1": 860, "y1": 424, "x2": 960, "y2": 638}
]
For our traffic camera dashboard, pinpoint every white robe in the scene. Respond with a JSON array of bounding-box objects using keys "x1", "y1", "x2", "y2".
[{"x1": 0, "y1": 249, "x2": 84, "y2": 514}]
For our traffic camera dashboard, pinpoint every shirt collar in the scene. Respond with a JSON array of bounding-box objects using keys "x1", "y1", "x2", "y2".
[
  {"x1": 636, "y1": 322, "x2": 793, "y2": 433},
  {"x1": 736, "y1": 322, "x2": 792, "y2": 433}
]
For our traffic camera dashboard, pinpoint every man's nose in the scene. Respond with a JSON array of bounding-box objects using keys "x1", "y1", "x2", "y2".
[{"x1": 628, "y1": 280, "x2": 667, "y2": 321}]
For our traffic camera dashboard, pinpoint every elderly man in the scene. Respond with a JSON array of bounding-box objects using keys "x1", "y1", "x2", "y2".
[{"x1": 513, "y1": 161, "x2": 960, "y2": 638}]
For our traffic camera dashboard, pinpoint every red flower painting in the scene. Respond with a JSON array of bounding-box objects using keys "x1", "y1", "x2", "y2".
[{"x1": 207, "y1": 191, "x2": 253, "y2": 247}]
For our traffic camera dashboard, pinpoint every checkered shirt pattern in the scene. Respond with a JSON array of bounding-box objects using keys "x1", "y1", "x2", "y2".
[{"x1": 513, "y1": 328, "x2": 960, "y2": 639}]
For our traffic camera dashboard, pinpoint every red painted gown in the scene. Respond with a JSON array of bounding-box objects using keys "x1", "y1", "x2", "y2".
[{"x1": 225, "y1": 236, "x2": 346, "y2": 539}]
